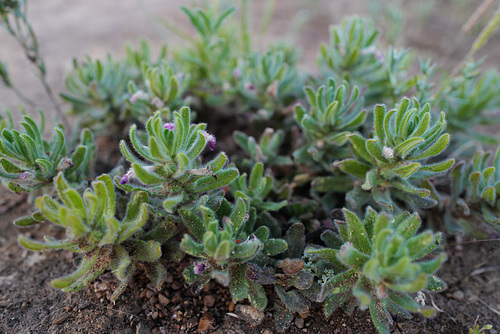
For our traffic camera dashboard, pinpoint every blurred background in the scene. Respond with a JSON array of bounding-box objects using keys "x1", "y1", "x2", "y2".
[{"x1": 0, "y1": 0, "x2": 499, "y2": 118}]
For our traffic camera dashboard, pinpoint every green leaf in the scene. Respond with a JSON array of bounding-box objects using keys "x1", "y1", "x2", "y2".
[
  {"x1": 230, "y1": 264, "x2": 249, "y2": 302},
  {"x1": 132, "y1": 163, "x2": 164, "y2": 184},
  {"x1": 180, "y1": 209, "x2": 206, "y2": 241},
  {"x1": 117, "y1": 191, "x2": 149, "y2": 243},
  {"x1": 411, "y1": 134, "x2": 450, "y2": 160},
  {"x1": 343, "y1": 209, "x2": 371, "y2": 253},
  {"x1": 51, "y1": 251, "x2": 99, "y2": 288},
  {"x1": 131, "y1": 240, "x2": 162, "y2": 262},
  {"x1": 191, "y1": 167, "x2": 239, "y2": 192},
  {"x1": 369, "y1": 298, "x2": 390, "y2": 334},
  {"x1": 18, "y1": 235, "x2": 76, "y2": 251},
  {"x1": 263, "y1": 238, "x2": 287, "y2": 256},
  {"x1": 425, "y1": 274, "x2": 447, "y2": 292},
  {"x1": 214, "y1": 240, "x2": 231, "y2": 265}
]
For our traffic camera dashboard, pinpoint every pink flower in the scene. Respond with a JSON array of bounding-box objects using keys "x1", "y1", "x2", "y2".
[
  {"x1": 194, "y1": 262, "x2": 206, "y2": 275},
  {"x1": 163, "y1": 122, "x2": 175, "y2": 131},
  {"x1": 19, "y1": 171, "x2": 30, "y2": 180},
  {"x1": 203, "y1": 132, "x2": 216, "y2": 150},
  {"x1": 120, "y1": 168, "x2": 135, "y2": 185}
]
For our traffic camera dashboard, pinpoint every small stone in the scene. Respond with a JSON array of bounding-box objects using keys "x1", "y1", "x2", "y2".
[
  {"x1": 452, "y1": 290, "x2": 464, "y2": 301},
  {"x1": 158, "y1": 294, "x2": 170, "y2": 306},
  {"x1": 234, "y1": 304, "x2": 265, "y2": 326},
  {"x1": 203, "y1": 295, "x2": 215, "y2": 307},
  {"x1": 95, "y1": 282, "x2": 108, "y2": 292},
  {"x1": 295, "y1": 317, "x2": 304, "y2": 329},
  {"x1": 172, "y1": 291, "x2": 182, "y2": 304},
  {"x1": 228, "y1": 302, "x2": 236, "y2": 312},
  {"x1": 64, "y1": 306, "x2": 71, "y2": 312},
  {"x1": 262, "y1": 330, "x2": 272, "y2": 334},
  {"x1": 171, "y1": 281, "x2": 183, "y2": 290},
  {"x1": 146, "y1": 289, "x2": 155, "y2": 299},
  {"x1": 197, "y1": 312, "x2": 214, "y2": 332},
  {"x1": 152, "y1": 312, "x2": 158, "y2": 320}
]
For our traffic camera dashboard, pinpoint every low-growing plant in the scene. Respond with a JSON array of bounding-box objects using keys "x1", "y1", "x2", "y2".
[
  {"x1": 335, "y1": 97, "x2": 454, "y2": 213},
  {"x1": 0, "y1": 111, "x2": 95, "y2": 194},
  {"x1": 17, "y1": 173, "x2": 167, "y2": 300},
  {"x1": 449, "y1": 146, "x2": 500, "y2": 233},
  {"x1": 305, "y1": 208, "x2": 446, "y2": 334},
  {"x1": 2, "y1": 2, "x2": 500, "y2": 333}
]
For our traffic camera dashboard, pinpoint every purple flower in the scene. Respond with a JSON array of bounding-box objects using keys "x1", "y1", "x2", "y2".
[
  {"x1": 164, "y1": 122, "x2": 175, "y2": 131},
  {"x1": 19, "y1": 171, "x2": 30, "y2": 180},
  {"x1": 120, "y1": 168, "x2": 135, "y2": 185},
  {"x1": 233, "y1": 68, "x2": 240, "y2": 78},
  {"x1": 194, "y1": 262, "x2": 206, "y2": 275},
  {"x1": 244, "y1": 82, "x2": 255, "y2": 91},
  {"x1": 203, "y1": 132, "x2": 216, "y2": 151}
]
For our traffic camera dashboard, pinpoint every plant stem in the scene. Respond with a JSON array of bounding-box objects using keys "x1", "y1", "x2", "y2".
[{"x1": 241, "y1": 0, "x2": 250, "y2": 54}]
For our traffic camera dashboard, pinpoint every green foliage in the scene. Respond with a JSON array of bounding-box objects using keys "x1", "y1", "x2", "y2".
[
  {"x1": 436, "y1": 62, "x2": 500, "y2": 146},
  {"x1": 117, "y1": 107, "x2": 238, "y2": 212},
  {"x1": 305, "y1": 208, "x2": 446, "y2": 334},
  {"x1": 234, "y1": 44, "x2": 302, "y2": 118},
  {"x1": 175, "y1": 6, "x2": 238, "y2": 106},
  {"x1": 125, "y1": 60, "x2": 187, "y2": 123},
  {"x1": 336, "y1": 97, "x2": 454, "y2": 212},
  {"x1": 61, "y1": 55, "x2": 131, "y2": 129},
  {"x1": 294, "y1": 78, "x2": 366, "y2": 167},
  {"x1": 0, "y1": 112, "x2": 95, "y2": 193},
  {"x1": 449, "y1": 146, "x2": 500, "y2": 232},
  {"x1": 10, "y1": 2, "x2": 500, "y2": 333},
  {"x1": 180, "y1": 197, "x2": 269, "y2": 302},
  {"x1": 230, "y1": 162, "x2": 287, "y2": 213},
  {"x1": 17, "y1": 173, "x2": 166, "y2": 300},
  {"x1": 233, "y1": 128, "x2": 292, "y2": 169}
]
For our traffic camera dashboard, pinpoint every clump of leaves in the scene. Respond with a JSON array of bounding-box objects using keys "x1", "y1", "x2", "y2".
[
  {"x1": 449, "y1": 146, "x2": 500, "y2": 233},
  {"x1": 294, "y1": 78, "x2": 366, "y2": 169},
  {"x1": 176, "y1": 6, "x2": 238, "y2": 106},
  {"x1": 245, "y1": 223, "x2": 314, "y2": 332},
  {"x1": 125, "y1": 60, "x2": 187, "y2": 123},
  {"x1": 305, "y1": 208, "x2": 446, "y2": 334},
  {"x1": 17, "y1": 173, "x2": 167, "y2": 300},
  {"x1": 117, "y1": 107, "x2": 239, "y2": 212},
  {"x1": 235, "y1": 45, "x2": 302, "y2": 119},
  {"x1": 336, "y1": 97, "x2": 454, "y2": 212},
  {"x1": 61, "y1": 55, "x2": 131, "y2": 129},
  {"x1": 230, "y1": 162, "x2": 287, "y2": 213},
  {"x1": 0, "y1": 112, "x2": 95, "y2": 194},
  {"x1": 181, "y1": 197, "x2": 287, "y2": 308},
  {"x1": 436, "y1": 62, "x2": 500, "y2": 146},
  {"x1": 233, "y1": 127, "x2": 292, "y2": 169}
]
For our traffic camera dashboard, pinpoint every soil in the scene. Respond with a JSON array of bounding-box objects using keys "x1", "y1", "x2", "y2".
[{"x1": 1, "y1": 1, "x2": 500, "y2": 334}]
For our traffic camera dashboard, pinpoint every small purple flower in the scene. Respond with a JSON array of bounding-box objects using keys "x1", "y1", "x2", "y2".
[
  {"x1": 233, "y1": 68, "x2": 240, "y2": 78},
  {"x1": 194, "y1": 262, "x2": 206, "y2": 275},
  {"x1": 120, "y1": 168, "x2": 135, "y2": 185},
  {"x1": 244, "y1": 82, "x2": 255, "y2": 92},
  {"x1": 19, "y1": 171, "x2": 30, "y2": 180},
  {"x1": 164, "y1": 122, "x2": 175, "y2": 131},
  {"x1": 203, "y1": 132, "x2": 216, "y2": 151}
]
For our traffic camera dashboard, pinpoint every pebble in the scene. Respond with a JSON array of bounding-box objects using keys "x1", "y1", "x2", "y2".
[
  {"x1": 234, "y1": 304, "x2": 265, "y2": 326},
  {"x1": 452, "y1": 290, "x2": 464, "y2": 301},
  {"x1": 171, "y1": 281, "x2": 183, "y2": 290},
  {"x1": 203, "y1": 295, "x2": 215, "y2": 307},
  {"x1": 262, "y1": 330, "x2": 272, "y2": 334},
  {"x1": 158, "y1": 294, "x2": 170, "y2": 306},
  {"x1": 228, "y1": 302, "x2": 236, "y2": 312},
  {"x1": 295, "y1": 317, "x2": 304, "y2": 329}
]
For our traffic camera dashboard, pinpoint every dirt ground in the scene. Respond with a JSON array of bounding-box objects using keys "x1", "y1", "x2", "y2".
[{"x1": 1, "y1": 1, "x2": 500, "y2": 333}]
